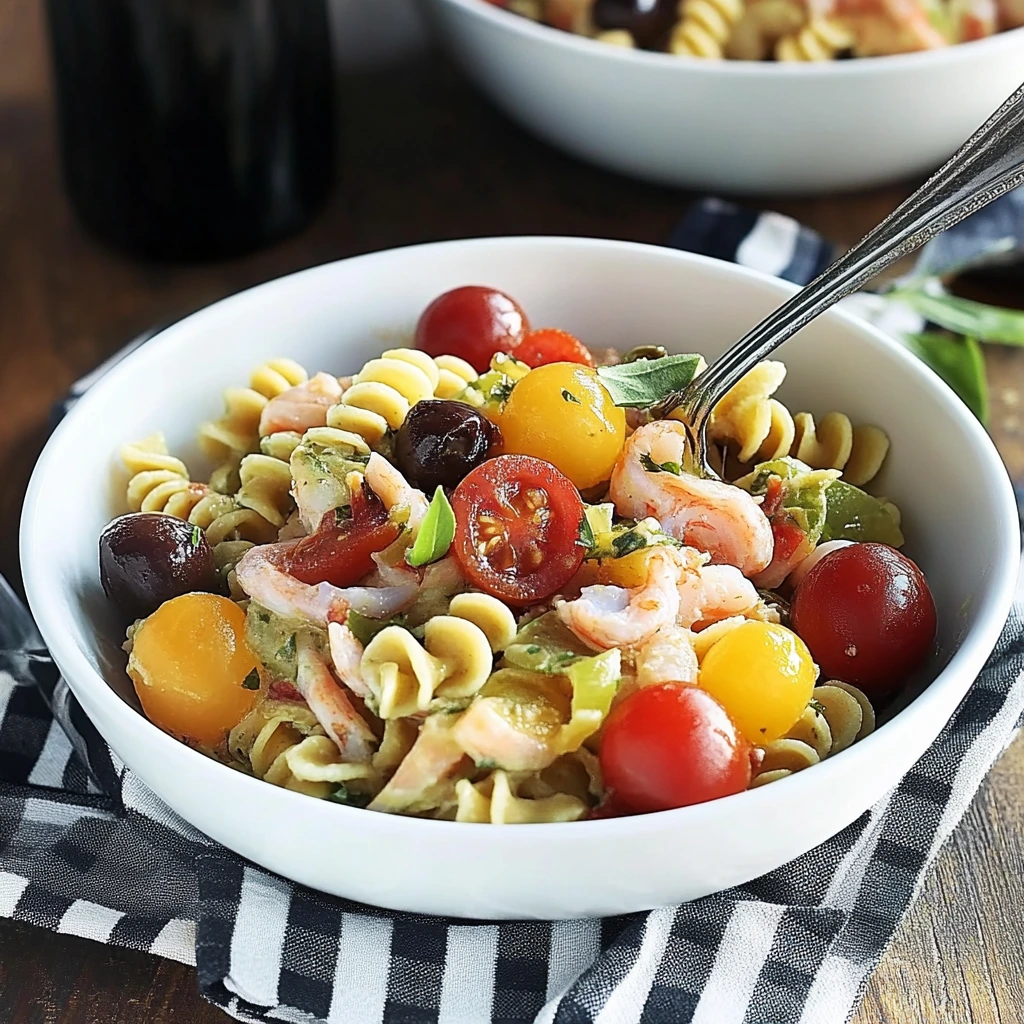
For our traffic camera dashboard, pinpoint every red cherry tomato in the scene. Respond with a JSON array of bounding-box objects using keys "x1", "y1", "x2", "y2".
[
  {"x1": 450, "y1": 455, "x2": 586, "y2": 605},
  {"x1": 284, "y1": 486, "x2": 400, "y2": 589},
  {"x1": 790, "y1": 542, "x2": 936, "y2": 699},
  {"x1": 415, "y1": 286, "x2": 530, "y2": 373},
  {"x1": 600, "y1": 683, "x2": 752, "y2": 814},
  {"x1": 514, "y1": 328, "x2": 595, "y2": 368}
]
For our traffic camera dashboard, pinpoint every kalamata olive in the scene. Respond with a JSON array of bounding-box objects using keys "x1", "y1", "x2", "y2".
[
  {"x1": 394, "y1": 400, "x2": 501, "y2": 492},
  {"x1": 592, "y1": 0, "x2": 677, "y2": 49},
  {"x1": 100, "y1": 513, "x2": 218, "y2": 620}
]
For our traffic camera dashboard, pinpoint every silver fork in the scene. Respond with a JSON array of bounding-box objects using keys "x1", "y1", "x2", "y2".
[{"x1": 654, "y1": 80, "x2": 1024, "y2": 477}]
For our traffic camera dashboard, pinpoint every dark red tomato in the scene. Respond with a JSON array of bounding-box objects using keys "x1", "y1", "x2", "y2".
[
  {"x1": 415, "y1": 286, "x2": 530, "y2": 373},
  {"x1": 284, "y1": 486, "x2": 400, "y2": 589},
  {"x1": 600, "y1": 684, "x2": 752, "y2": 814},
  {"x1": 451, "y1": 455, "x2": 586, "y2": 605},
  {"x1": 514, "y1": 328, "x2": 595, "y2": 369},
  {"x1": 790, "y1": 542, "x2": 936, "y2": 699}
]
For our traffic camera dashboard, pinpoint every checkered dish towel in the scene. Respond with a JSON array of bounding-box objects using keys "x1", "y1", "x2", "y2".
[{"x1": 2, "y1": 200, "x2": 1023, "y2": 1024}]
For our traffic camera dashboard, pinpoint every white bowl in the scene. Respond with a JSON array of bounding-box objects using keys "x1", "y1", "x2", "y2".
[
  {"x1": 21, "y1": 237, "x2": 1018, "y2": 919},
  {"x1": 425, "y1": 0, "x2": 1024, "y2": 195}
]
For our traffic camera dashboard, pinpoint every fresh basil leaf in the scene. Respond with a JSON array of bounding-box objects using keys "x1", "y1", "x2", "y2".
[
  {"x1": 892, "y1": 287, "x2": 1024, "y2": 346},
  {"x1": 903, "y1": 331, "x2": 989, "y2": 424},
  {"x1": 640, "y1": 453, "x2": 682, "y2": 475},
  {"x1": 821, "y1": 481, "x2": 905, "y2": 546},
  {"x1": 596, "y1": 353, "x2": 703, "y2": 408},
  {"x1": 578, "y1": 512, "x2": 595, "y2": 550},
  {"x1": 406, "y1": 486, "x2": 456, "y2": 567}
]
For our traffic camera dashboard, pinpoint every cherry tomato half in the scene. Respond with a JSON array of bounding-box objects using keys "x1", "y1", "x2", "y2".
[
  {"x1": 415, "y1": 286, "x2": 530, "y2": 373},
  {"x1": 600, "y1": 683, "x2": 752, "y2": 814},
  {"x1": 790, "y1": 542, "x2": 936, "y2": 699},
  {"x1": 284, "y1": 485, "x2": 400, "y2": 589},
  {"x1": 514, "y1": 328, "x2": 595, "y2": 368},
  {"x1": 451, "y1": 454, "x2": 586, "y2": 605}
]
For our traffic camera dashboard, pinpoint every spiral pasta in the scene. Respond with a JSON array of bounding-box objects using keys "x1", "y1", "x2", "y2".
[
  {"x1": 198, "y1": 359, "x2": 308, "y2": 464},
  {"x1": 791, "y1": 413, "x2": 890, "y2": 486},
  {"x1": 751, "y1": 681, "x2": 875, "y2": 787},
  {"x1": 433, "y1": 354, "x2": 479, "y2": 400},
  {"x1": 454, "y1": 770, "x2": 589, "y2": 824},
  {"x1": 361, "y1": 615, "x2": 494, "y2": 719},
  {"x1": 327, "y1": 349, "x2": 439, "y2": 447},
  {"x1": 229, "y1": 701, "x2": 376, "y2": 799},
  {"x1": 669, "y1": 0, "x2": 745, "y2": 58},
  {"x1": 236, "y1": 453, "x2": 294, "y2": 529},
  {"x1": 188, "y1": 491, "x2": 278, "y2": 546},
  {"x1": 448, "y1": 593, "x2": 518, "y2": 653},
  {"x1": 121, "y1": 434, "x2": 209, "y2": 519},
  {"x1": 725, "y1": 0, "x2": 804, "y2": 58},
  {"x1": 775, "y1": 16, "x2": 852, "y2": 59}
]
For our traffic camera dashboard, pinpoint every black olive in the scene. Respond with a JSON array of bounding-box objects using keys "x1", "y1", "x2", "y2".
[
  {"x1": 99, "y1": 513, "x2": 218, "y2": 621},
  {"x1": 592, "y1": 0, "x2": 677, "y2": 49},
  {"x1": 394, "y1": 400, "x2": 501, "y2": 492}
]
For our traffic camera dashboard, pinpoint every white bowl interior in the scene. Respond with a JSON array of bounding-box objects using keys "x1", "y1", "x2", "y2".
[{"x1": 21, "y1": 238, "x2": 1018, "y2": 918}]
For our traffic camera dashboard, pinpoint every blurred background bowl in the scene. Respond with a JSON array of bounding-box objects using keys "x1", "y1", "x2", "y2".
[{"x1": 425, "y1": 0, "x2": 1024, "y2": 195}]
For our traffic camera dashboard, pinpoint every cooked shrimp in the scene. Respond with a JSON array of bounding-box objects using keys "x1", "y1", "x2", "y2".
[
  {"x1": 327, "y1": 621, "x2": 372, "y2": 698},
  {"x1": 995, "y1": 0, "x2": 1024, "y2": 26},
  {"x1": 364, "y1": 453, "x2": 430, "y2": 532},
  {"x1": 949, "y1": 0, "x2": 997, "y2": 38},
  {"x1": 831, "y1": 0, "x2": 948, "y2": 53},
  {"x1": 234, "y1": 541, "x2": 418, "y2": 627},
  {"x1": 610, "y1": 421, "x2": 773, "y2": 577},
  {"x1": 556, "y1": 545, "x2": 697, "y2": 650},
  {"x1": 368, "y1": 714, "x2": 468, "y2": 813},
  {"x1": 295, "y1": 632, "x2": 377, "y2": 762},
  {"x1": 635, "y1": 626, "x2": 699, "y2": 687},
  {"x1": 678, "y1": 563, "x2": 761, "y2": 630},
  {"x1": 452, "y1": 697, "x2": 560, "y2": 772},
  {"x1": 258, "y1": 372, "x2": 343, "y2": 436}
]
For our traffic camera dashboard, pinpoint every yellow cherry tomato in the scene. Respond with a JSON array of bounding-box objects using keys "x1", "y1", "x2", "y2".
[
  {"x1": 697, "y1": 621, "x2": 816, "y2": 744},
  {"x1": 499, "y1": 363, "x2": 626, "y2": 490},
  {"x1": 127, "y1": 593, "x2": 260, "y2": 746}
]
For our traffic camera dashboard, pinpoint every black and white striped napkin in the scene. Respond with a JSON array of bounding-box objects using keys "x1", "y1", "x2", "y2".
[{"x1": 2, "y1": 201, "x2": 1022, "y2": 1024}]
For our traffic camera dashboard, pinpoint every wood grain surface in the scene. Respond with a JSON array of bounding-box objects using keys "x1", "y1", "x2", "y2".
[{"x1": 1, "y1": 0, "x2": 1022, "y2": 1021}]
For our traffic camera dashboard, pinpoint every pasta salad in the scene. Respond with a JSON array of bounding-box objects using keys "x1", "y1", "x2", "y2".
[
  {"x1": 99, "y1": 284, "x2": 937, "y2": 823},
  {"x1": 488, "y1": 0, "x2": 1018, "y2": 62}
]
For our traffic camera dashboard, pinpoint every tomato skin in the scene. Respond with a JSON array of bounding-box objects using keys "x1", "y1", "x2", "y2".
[
  {"x1": 284, "y1": 487, "x2": 400, "y2": 588},
  {"x1": 451, "y1": 454, "x2": 586, "y2": 605},
  {"x1": 600, "y1": 684, "x2": 752, "y2": 813},
  {"x1": 415, "y1": 286, "x2": 530, "y2": 373},
  {"x1": 515, "y1": 328, "x2": 595, "y2": 368},
  {"x1": 790, "y1": 542, "x2": 936, "y2": 699}
]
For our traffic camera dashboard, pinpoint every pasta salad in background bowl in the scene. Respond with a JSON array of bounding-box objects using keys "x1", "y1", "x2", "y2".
[
  {"x1": 423, "y1": 0, "x2": 1024, "y2": 194},
  {"x1": 21, "y1": 237, "x2": 1018, "y2": 919}
]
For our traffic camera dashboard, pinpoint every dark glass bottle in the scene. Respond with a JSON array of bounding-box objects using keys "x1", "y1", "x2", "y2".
[{"x1": 46, "y1": 0, "x2": 335, "y2": 261}]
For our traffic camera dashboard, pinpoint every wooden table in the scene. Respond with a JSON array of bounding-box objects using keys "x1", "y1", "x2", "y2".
[{"x1": 2, "y1": 1, "x2": 1023, "y2": 1021}]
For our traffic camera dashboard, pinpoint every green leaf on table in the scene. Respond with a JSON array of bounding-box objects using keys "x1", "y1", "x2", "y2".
[
  {"x1": 405, "y1": 486, "x2": 456, "y2": 568},
  {"x1": 890, "y1": 287, "x2": 1024, "y2": 346},
  {"x1": 596, "y1": 353, "x2": 703, "y2": 408},
  {"x1": 903, "y1": 331, "x2": 989, "y2": 424}
]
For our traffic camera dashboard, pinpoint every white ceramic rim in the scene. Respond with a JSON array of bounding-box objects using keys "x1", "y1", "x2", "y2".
[
  {"x1": 20, "y1": 235, "x2": 1021, "y2": 850},
  {"x1": 438, "y1": 0, "x2": 1024, "y2": 76}
]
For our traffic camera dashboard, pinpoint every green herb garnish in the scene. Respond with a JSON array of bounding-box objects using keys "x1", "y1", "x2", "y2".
[
  {"x1": 578, "y1": 513, "x2": 595, "y2": 550},
  {"x1": 639, "y1": 453, "x2": 682, "y2": 475},
  {"x1": 561, "y1": 389, "x2": 581, "y2": 404},
  {"x1": 276, "y1": 634, "x2": 297, "y2": 662},
  {"x1": 406, "y1": 486, "x2": 456, "y2": 568},
  {"x1": 241, "y1": 669, "x2": 261, "y2": 691},
  {"x1": 596, "y1": 353, "x2": 703, "y2": 408},
  {"x1": 190, "y1": 525, "x2": 202, "y2": 547},
  {"x1": 334, "y1": 505, "x2": 352, "y2": 524},
  {"x1": 809, "y1": 698, "x2": 827, "y2": 717},
  {"x1": 327, "y1": 784, "x2": 371, "y2": 808}
]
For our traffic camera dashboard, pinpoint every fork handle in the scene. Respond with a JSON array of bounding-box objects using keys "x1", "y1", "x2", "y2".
[{"x1": 661, "y1": 79, "x2": 1024, "y2": 427}]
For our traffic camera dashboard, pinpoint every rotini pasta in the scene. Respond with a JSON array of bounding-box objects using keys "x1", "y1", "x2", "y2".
[
  {"x1": 669, "y1": 0, "x2": 745, "y2": 58},
  {"x1": 725, "y1": 0, "x2": 804, "y2": 59},
  {"x1": 454, "y1": 769, "x2": 589, "y2": 824},
  {"x1": 327, "y1": 349, "x2": 439, "y2": 447},
  {"x1": 708, "y1": 360, "x2": 891, "y2": 484},
  {"x1": 236, "y1": 453, "x2": 294, "y2": 529},
  {"x1": 121, "y1": 434, "x2": 209, "y2": 519},
  {"x1": 448, "y1": 592, "x2": 518, "y2": 652},
  {"x1": 198, "y1": 359, "x2": 308, "y2": 467},
  {"x1": 775, "y1": 16, "x2": 853, "y2": 60},
  {"x1": 751, "y1": 681, "x2": 875, "y2": 787},
  {"x1": 433, "y1": 354, "x2": 479, "y2": 400},
  {"x1": 360, "y1": 615, "x2": 494, "y2": 719},
  {"x1": 229, "y1": 700, "x2": 376, "y2": 799},
  {"x1": 188, "y1": 491, "x2": 278, "y2": 546}
]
